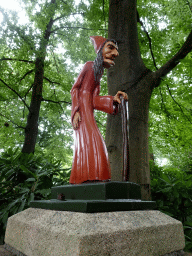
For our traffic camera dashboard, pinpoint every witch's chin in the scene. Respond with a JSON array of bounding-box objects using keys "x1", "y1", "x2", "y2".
[{"x1": 103, "y1": 61, "x2": 115, "y2": 69}]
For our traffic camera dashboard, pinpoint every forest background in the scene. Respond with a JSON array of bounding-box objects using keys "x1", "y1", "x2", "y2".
[{"x1": 0, "y1": 0, "x2": 192, "y2": 252}]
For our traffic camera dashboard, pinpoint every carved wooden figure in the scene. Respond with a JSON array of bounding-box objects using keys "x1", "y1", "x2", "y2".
[{"x1": 70, "y1": 36, "x2": 127, "y2": 184}]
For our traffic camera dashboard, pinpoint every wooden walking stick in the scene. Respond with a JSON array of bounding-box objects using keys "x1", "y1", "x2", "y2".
[{"x1": 120, "y1": 95, "x2": 130, "y2": 181}]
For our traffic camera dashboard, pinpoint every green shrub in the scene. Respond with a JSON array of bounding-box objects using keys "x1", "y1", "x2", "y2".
[
  {"x1": 150, "y1": 161, "x2": 192, "y2": 252},
  {"x1": 0, "y1": 147, "x2": 70, "y2": 245}
]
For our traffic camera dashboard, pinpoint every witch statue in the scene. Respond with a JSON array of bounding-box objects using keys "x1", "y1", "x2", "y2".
[{"x1": 70, "y1": 36, "x2": 128, "y2": 184}]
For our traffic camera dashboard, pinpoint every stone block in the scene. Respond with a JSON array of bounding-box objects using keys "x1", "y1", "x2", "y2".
[{"x1": 5, "y1": 208, "x2": 185, "y2": 255}]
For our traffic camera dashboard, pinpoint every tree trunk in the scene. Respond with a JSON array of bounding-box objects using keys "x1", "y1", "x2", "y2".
[
  {"x1": 22, "y1": 1, "x2": 55, "y2": 153},
  {"x1": 22, "y1": 57, "x2": 44, "y2": 153},
  {"x1": 106, "y1": 0, "x2": 159, "y2": 200}
]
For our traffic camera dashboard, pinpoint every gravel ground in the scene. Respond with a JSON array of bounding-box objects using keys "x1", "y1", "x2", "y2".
[{"x1": 1, "y1": 245, "x2": 192, "y2": 256}]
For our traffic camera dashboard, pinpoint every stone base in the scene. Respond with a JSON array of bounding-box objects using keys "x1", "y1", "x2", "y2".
[
  {"x1": 30, "y1": 182, "x2": 156, "y2": 212},
  {"x1": 5, "y1": 208, "x2": 185, "y2": 256}
]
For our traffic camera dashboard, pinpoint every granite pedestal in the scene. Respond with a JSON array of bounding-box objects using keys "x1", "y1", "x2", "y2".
[
  {"x1": 4, "y1": 182, "x2": 185, "y2": 255},
  {"x1": 5, "y1": 208, "x2": 185, "y2": 255}
]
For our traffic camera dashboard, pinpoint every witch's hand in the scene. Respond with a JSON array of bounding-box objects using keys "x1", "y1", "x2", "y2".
[
  {"x1": 73, "y1": 112, "x2": 81, "y2": 129},
  {"x1": 113, "y1": 91, "x2": 128, "y2": 104}
]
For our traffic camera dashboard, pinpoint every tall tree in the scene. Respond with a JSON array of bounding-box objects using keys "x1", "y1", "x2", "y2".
[
  {"x1": 106, "y1": 0, "x2": 192, "y2": 199},
  {"x1": 0, "y1": 0, "x2": 80, "y2": 160},
  {"x1": 0, "y1": 0, "x2": 191, "y2": 200},
  {"x1": 22, "y1": 0, "x2": 56, "y2": 153}
]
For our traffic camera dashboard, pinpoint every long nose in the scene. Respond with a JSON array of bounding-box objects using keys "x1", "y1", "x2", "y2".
[{"x1": 113, "y1": 49, "x2": 119, "y2": 57}]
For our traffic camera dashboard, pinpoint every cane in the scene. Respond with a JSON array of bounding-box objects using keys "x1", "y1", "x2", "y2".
[{"x1": 120, "y1": 95, "x2": 129, "y2": 182}]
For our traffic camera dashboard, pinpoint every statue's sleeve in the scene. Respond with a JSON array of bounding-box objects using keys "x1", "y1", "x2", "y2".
[
  {"x1": 93, "y1": 85, "x2": 118, "y2": 115},
  {"x1": 70, "y1": 63, "x2": 88, "y2": 123}
]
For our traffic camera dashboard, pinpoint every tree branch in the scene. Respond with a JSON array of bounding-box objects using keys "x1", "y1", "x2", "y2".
[
  {"x1": 41, "y1": 98, "x2": 71, "y2": 104},
  {"x1": 0, "y1": 78, "x2": 30, "y2": 111},
  {"x1": 96, "y1": 119, "x2": 106, "y2": 128},
  {"x1": 137, "y1": 12, "x2": 158, "y2": 70},
  {"x1": 51, "y1": 33, "x2": 77, "y2": 43},
  {"x1": 158, "y1": 87, "x2": 180, "y2": 123},
  {"x1": 20, "y1": 69, "x2": 34, "y2": 82},
  {"x1": 60, "y1": 0, "x2": 68, "y2": 5},
  {"x1": 154, "y1": 30, "x2": 192, "y2": 79},
  {"x1": 0, "y1": 58, "x2": 34, "y2": 64},
  {"x1": 51, "y1": 26, "x2": 107, "y2": 33},
  {"x1": 0, "y1": 112, "x2": 25, "y2": 129},
  {"x1": 165, "y1": 81, "x2": 192, "y2": 124},
  {"x1": 43, "y1": 77, "x2": 60, "y2": 85},
  {"x1": 58, "y1": 101, "x2": 65, "y2": 114},
  {"x1": 24, "y1": 84, "x2": 33, "y2": 98},
  {"x1": 53, "y1": 12, "x2": 84, "y2": 22}
]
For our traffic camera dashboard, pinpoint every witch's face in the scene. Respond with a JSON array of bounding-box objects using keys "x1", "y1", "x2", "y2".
[{"x1": 102, "y1": 41, "x2": 119, "y2": 69}]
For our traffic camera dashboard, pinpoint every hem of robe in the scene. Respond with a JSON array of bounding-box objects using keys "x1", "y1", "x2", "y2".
[{"x1": 69, "y1": 179, "x2": 111, "y2": 184}]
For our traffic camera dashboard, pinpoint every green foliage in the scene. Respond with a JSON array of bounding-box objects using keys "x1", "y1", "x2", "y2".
[
  {"x1": 0, "y1": 0, "x2": 75, "y2": 164},
  {"x1": 137, "y1": 0, "x2": 192, "y2": 168},
  {"x1": 0, "y1": 147, "x2": 70, "y2": 244},
  {"x1": 0, "y1": 0, "x2": 191, "y2": 248},
  {"x1": 1, "y1": 0, "x2": 191, "y2": 169},
  {"x1": 150, "y1": 161, "x2": 192, "y2": 252},
  {"x1": 149, "y1": 72, "x2": 192, "y2": 167}
]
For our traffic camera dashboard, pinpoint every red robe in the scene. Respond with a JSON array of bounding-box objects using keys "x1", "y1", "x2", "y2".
[{"x1": 70, "y1": 61, "x2": 118, "y2": 184}]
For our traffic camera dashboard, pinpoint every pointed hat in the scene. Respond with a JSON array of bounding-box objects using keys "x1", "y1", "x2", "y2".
[{"x1": 90, "y1": 36, "x2": 107, "y2": 54}]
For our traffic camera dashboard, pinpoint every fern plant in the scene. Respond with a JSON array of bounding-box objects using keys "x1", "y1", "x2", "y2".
[{"x1": 0, "y1": 147, "x2": 70, "y2": 245}]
